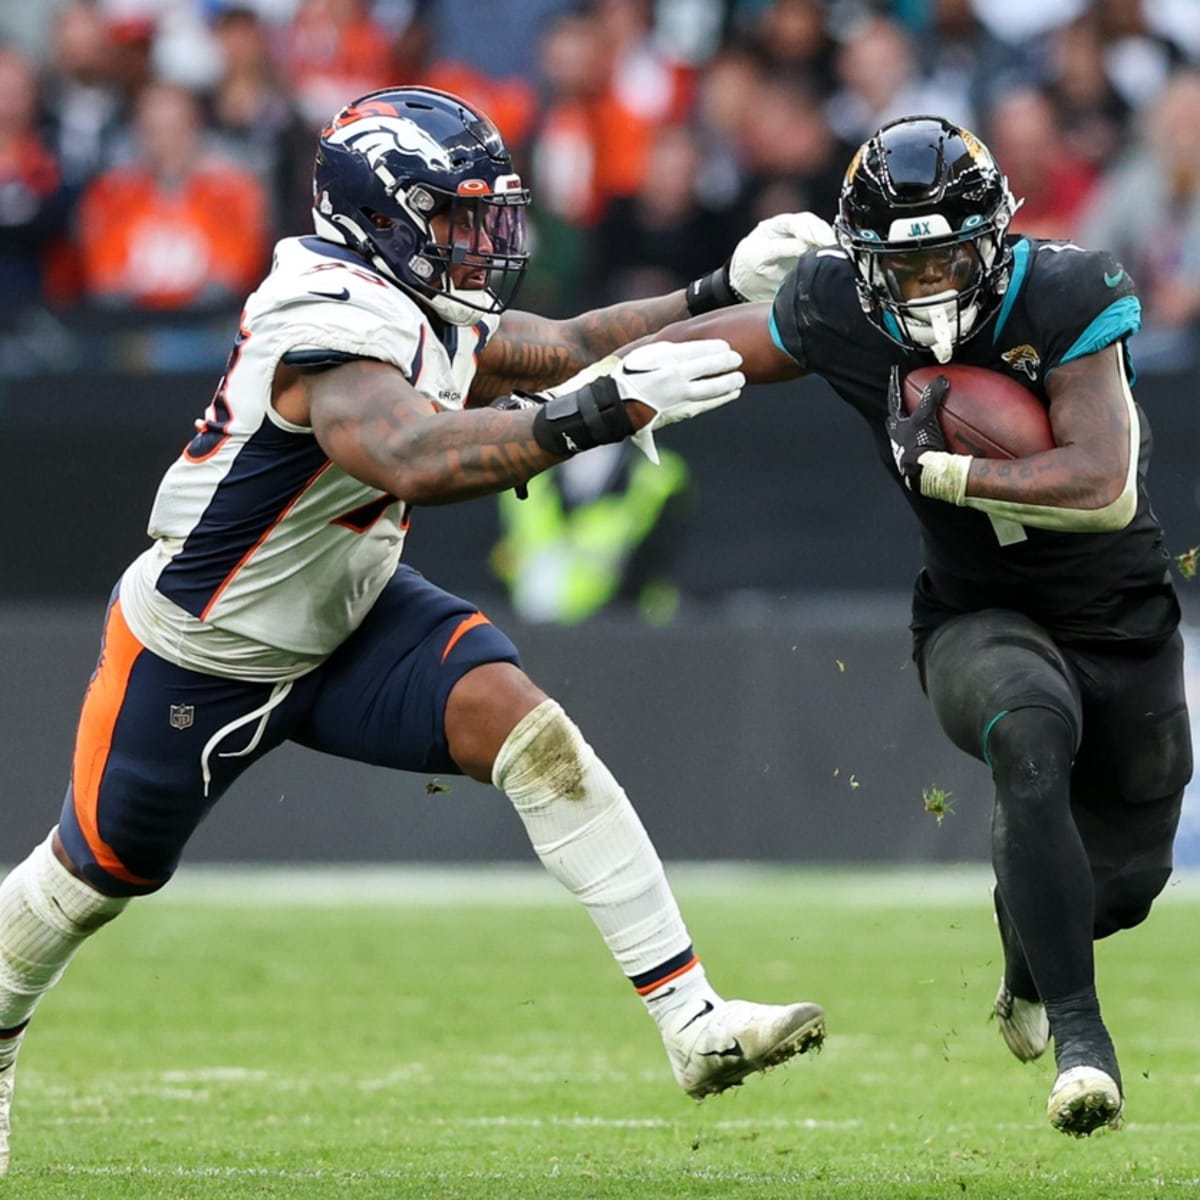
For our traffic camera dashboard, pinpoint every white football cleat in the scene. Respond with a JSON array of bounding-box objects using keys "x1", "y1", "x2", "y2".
[
  {"x1": 994, "y1": 979, "x2": 1049, "y2": 1062},
  {"x1": 1046, "y1": 1065, "x2": 1124, "y2": 1137},
  {"x1": 0, "y1": 1063, "x2": 12, "y2": 1176},
  {"x1": 662, "y1": 997, "x2": 825, "y2": 1100}
]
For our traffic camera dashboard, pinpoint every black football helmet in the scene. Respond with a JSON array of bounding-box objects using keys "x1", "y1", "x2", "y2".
[
  {"x1": 313, "y1": 86, "x2": 530, "y2": 325},
  {"x1": 835, "y1": 116, "x2": 1019, "y2": 363}
]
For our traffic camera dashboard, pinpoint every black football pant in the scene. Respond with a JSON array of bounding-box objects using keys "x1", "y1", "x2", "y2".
[{"x1": 917, "y1": 609, "x2": 1192, "y2": 1008}]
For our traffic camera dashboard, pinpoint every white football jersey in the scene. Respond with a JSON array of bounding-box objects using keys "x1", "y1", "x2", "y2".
[{"x1": 119, "y1": 236, "x2": 500, "y2": 681}]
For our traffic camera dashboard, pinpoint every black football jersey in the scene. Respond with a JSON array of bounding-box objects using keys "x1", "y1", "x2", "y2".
[{"x1": 769, "y1": 236, "x2": 1179, "y2": 647}]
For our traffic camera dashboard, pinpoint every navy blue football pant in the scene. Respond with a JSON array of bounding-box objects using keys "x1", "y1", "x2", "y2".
[{"x1": 58, "y1": 566, "x2": 521, "y2": 897}]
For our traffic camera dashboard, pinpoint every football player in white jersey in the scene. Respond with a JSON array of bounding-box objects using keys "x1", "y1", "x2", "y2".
[{"x1": 0, "y1": 87, "x2": 835, "y2": 1172}]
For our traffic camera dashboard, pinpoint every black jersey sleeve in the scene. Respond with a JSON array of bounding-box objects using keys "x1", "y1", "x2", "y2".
[
  {"x1": 769, "y1": 261, "x2": 813, "y2": 369},
  {"x1": 1017, "y1": 241, "x2": 1141, "y2": 375},
  {"x1": 769, "y1": 249, "x2": 877, "y2": 375}
]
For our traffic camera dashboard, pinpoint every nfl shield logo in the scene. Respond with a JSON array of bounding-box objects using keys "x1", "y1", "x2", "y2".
[{"x1": 169, "y1": 704, "x2": 195, "y2": 730}]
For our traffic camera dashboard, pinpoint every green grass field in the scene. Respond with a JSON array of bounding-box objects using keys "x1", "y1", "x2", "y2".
[{"x1": 4, "y1": 865, "x2": 1198, "y2": 1199}]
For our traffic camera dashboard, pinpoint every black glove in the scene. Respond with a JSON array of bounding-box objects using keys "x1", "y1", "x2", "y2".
[{"x1": 886, "y1": 368, "x2": 948, "y2": 491}]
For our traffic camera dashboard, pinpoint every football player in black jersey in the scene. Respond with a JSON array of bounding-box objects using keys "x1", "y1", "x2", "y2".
[{"x1": 669, "y1": 115, "x2": 1193, "y2": 1137}]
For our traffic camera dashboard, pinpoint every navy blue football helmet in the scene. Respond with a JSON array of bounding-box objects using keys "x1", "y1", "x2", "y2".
[
  {"x1": 313, "y1": 86, "x2": 530, "y2": 325},
  {"x1": 835, "y1": 116, "x2": 1019, "y2": 363}
]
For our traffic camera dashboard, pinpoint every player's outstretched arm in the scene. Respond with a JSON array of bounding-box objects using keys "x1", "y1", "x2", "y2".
[
  {"x1": 277, "y1": 343, "x2": 744, "y2": 505},
  {"x1": 299, "y1": 358, "x2": 557, "y2": 503},
  {"x1": 470, "y1": 213, "x2": 829, "y2": 402},
  {"x1": 469, "y1": 295, "x2": 693, "y2": 403},
  {"x1": 619, "y1": 303, "x2": 809, "y2": 386}
]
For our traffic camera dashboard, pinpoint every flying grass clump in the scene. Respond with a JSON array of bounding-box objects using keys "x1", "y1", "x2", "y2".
[{"x1": 923, "y1": 785, "x2": 955, "y2": 825}]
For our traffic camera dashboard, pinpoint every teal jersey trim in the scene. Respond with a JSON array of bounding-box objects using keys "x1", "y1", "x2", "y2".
[
  {"x1": 768, "y1": 309, "x2": 801, "y2": 362},
  {"x1": 992, "y1": 238, "x2": 1031, "y2": 342},
  {"x1": 1058, "y1": 295, "x2": 1142, "y2": 366},
  {"x1": 883, "y1": 310, "x2": 903, "y2": 341}
]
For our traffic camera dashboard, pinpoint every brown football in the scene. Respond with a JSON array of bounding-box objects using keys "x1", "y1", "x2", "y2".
[{"x1": 903, "y1": 364, "x2": 1054, "y2": 459}]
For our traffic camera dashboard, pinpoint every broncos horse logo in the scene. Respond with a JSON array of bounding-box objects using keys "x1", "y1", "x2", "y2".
[{"x1": 323, "y1": 104, "x2": 453, "y2": 177}]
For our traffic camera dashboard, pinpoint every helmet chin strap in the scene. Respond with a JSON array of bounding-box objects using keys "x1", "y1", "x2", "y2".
[
  {"x1": 365, "y1": 247, "x2": 491, "y2": 326},
  {"x1": 426, "y1": 284, "x2": 498, "y2": 326},
  {"x1": 905, "y1": 290, "x2": 978, "y2": 365}
]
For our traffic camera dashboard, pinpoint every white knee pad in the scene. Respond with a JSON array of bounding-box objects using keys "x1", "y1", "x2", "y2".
[
  {"x1": 494, "y1": 699, "x2": 649, "y2": 872},
  {"x1": 0, "y1": 831, "x2": 128, "y2": 1026},
  {"x1": 493, "y1": 699, "x2": 596, "y2": 810}
]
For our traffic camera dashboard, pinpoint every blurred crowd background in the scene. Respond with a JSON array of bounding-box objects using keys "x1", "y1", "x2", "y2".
[
  {"x1": 2, "y1": 0, "x2": 1200, "y2": 370},
  {"x1": 0, "y1": 0, "x2": 1197, "y2": 630}
]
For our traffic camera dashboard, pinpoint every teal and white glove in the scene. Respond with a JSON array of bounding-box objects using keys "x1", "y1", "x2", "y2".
[{"x1": 687, "y1": 211, "x2": 836, "y2": 313}]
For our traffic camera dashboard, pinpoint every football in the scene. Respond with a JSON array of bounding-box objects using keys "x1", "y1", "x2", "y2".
[{"x1": 903, "y1": 364, "x2": 1054, "y2": 459}]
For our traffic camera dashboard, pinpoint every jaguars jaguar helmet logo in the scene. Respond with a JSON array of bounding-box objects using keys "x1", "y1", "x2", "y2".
[
  {"x1": 1001, "y1": 344, "x2": 1041, "y2": 381},
  {"x1": 958, "y1": 126, "x2": 994, "y2": 170}
]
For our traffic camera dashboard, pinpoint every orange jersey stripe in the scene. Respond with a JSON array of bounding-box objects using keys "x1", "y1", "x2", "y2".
[
  {"x1": 71, "y1": 601, "x2": 159, "y2": 886},
  {"x1": 440, "y1": 611, "x2": 491, "y2": 663},
  {"x1": 634, "y1": 955, "x2": 699, "y2": 996}
]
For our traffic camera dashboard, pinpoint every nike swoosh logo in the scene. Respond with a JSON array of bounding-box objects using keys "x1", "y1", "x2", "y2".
[
  {"x1": 309, "y1": 287, "x2": 350, "y2": 301},
  {"x1": 677, "y1": 999, "x2": 714, "y2": 1030},
  {"x1": 622, "y1": 366, "x2": 652, "y2": 375},
  {"x1": 645, "y1": 986, "x2": 676, "y2": 1004},
  {"x1": 1103, "y1": 271, "x2": 1125, "y2": 288},
  {"x1": 700, "y1": 1039, "x2": 744, "y2": 1059}
]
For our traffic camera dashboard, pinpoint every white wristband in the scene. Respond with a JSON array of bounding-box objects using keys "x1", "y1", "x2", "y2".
[{"x1": 917, "y1": 450, "x2": 972, "y2": 505}]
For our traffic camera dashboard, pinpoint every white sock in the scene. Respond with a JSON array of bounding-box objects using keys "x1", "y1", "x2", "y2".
[
  {"x1": 0, "y1": 830, "x2": 128, "y2": 1065},
  {"x1": 493, "y1": 699, "x2": 696, "y2": 985},
  {"x1": 638, "y1": 959, "x2": 721, "y2": 1031}
]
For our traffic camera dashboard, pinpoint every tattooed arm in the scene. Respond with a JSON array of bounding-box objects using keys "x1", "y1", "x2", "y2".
[
  {"x1": 917, "y1": 344, "x2": 1139, "y2": 532},
  {"x1": 271, "y1": 354, "x2": 717, "y2": 506},
  {"x1": 466, "y1": 209, "x2": 834, "y2": 403},
  {"x1": 467, "y1": 293, "x2": 692, "y2": 404},
  {"x1": 275, "y1": 358, "x2": 565, "y2": 505},
  {"x1": 968, "y1": 345, "x2": 1135, "y2": 513}
]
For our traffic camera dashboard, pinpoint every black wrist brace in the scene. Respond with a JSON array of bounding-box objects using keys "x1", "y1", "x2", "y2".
[
  {"x1": 686, "y1": 262, "x2": 741, "y2": 315},
  {"x1": 531, "y1": 375, "x2": 634, "y2": 456}
]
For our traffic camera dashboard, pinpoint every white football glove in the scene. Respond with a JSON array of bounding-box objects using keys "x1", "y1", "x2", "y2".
[
  {"x1": 619, "y1": 340, "x2": 744, "y2": 464},
  {"x1": 728, "y1": 211, "x2": 836, "y2": 303},
  {"x1": 535, "y1": 341, "x2": 743, "y2": 464}
]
